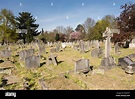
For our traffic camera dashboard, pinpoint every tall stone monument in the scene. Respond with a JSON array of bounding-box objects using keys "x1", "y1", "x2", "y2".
[{"x1": 100, "y1": 27, "x2": 120, "y2": 69}]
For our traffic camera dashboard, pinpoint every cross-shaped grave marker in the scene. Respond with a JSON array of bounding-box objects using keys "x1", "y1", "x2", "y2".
[
  {"x1": 103, "y1": 27, "x2": 120, "y2": 58},
  {"x1": 100, "y1": 27, "x2": 120, "y2": 68}
]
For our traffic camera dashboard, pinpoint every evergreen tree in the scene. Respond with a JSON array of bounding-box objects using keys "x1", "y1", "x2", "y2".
[
  {"x1": 55, "y1": 33, "x2": 60, "y2": 41},
  {"x1": 16, "y1": 12, "x2": 39, "y2": 43}
]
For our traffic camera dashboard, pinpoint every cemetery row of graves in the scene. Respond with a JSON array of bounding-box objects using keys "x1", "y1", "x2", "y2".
[{"x1": 0, "y1": 28, "x2": 135, "y2": 90}]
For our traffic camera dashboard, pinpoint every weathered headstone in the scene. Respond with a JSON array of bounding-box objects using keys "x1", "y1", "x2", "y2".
[
  {"x1": 25, "y1": 55, "x2": 40, "y2": 68},
  {"x1": 79, "y1": 40, "x2": 85, "y2": 53},
  {"x1": 118, "y1": 56, "x2": 135, "y2": 74},
  {"x1": 118, "y1": 57, "x2": 135, "y2": 68},
  {"x1": 114, "y1": 42, "x2": 121, "y2": 55},
  {"x1": 91, "y1": 48, "x2": 103, "y2": 58},
  {"x1": 74, "y1": 58, "x2": 91, "y2": 74},
  {"x1": 0, "y1": 50, "x2": 11, "y2": 59},
  {"x1": 46, "y1": 54, "x2": 58, "y2": 66},
  {"x1": 55, "y1": 42, "x2": 61, "y2": 52},
  {"x1": 129, "y1": 38, "x2": 135, "y2": 49},
  {"x1": 37, "y1": 42, "x2": 46, "y2": 56},
  {"x1": 61, "y1": 42, "x2": 66, "y2": 49},
  {"x1": 19, "y1": 49, "x2": 34, "y2": 61}
]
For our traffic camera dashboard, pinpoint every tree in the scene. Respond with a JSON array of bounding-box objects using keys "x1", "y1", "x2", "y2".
[
  {"x1": 75, "y1": 24, "x2": 86, "y2": 40},
  {"x1": 64, "y1": 26, "x2": 73, "y2": 41},
  {"x1": 83, "y1": 17, "x2": 95, "y2": 34},
  {"x1": 55, "y1": 33, "x2": 60, "y2": 41},
  {"x1": 102, "y1": 15, "x2": 118, "y2": 29},
  {"x1": 0, "y1": 9, "x2": 18, "y2": 44},
  {"x1": 56, "y1": 26, "x2": 65, "y2": 34},
  {"x1": 115, "y1": 3, "x2": 135, "y2": 43},
  {"x1": 88, "y1": 15, "x2": 117, "y2": 41},
  {"x1": 16, "y1": 12, "x2": 39, "y2": 43}
]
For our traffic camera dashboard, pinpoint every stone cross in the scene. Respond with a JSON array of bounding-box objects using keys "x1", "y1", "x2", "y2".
[{"x1": 103, "y1": 27, "x2": 120, "y2": 58}]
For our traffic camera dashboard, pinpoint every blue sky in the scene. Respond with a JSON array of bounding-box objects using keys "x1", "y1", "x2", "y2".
[{"x1": 0, "y1": 0, "x2": 134, "y2": 31}]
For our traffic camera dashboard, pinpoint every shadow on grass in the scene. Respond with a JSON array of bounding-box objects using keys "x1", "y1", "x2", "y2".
[
  {"x1": 0, "y1": 60, "x2": 4, "y2": 63},
  {"x1": 57, "y1": 61, "x2": 64, "y2": 64},
  {"x1": 40, "y1": 62, "x2": 46, "y2": 67}
]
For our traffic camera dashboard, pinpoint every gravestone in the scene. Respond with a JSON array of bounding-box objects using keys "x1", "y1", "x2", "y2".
[
  {"x1": 94, "y1": 40, "x2": 100, "y2": 48},
  {"x1": 46, "y1": 54, "x2": 58, "y2": 66},
  {"x1": 129, "y1": 38, "x2": 135, "y2": 49},
  {"x1": 74, "y1": 58, "x2": 91, "y2": 74},
  {"x1": 118, "y1": 57, "x2": 135, "y2": 68},
  {"x1": 100, "y1": 27, "x2": 119, "y2": 69},
  {"x1": 19, "y1": 49, "x2": 34, "y2": 61},
  {"x1": 79, "y1": 40, "x2": 85, "y2": 53},
  {"x1": 87, "y1": 40, "x2": 91, "y2": 50},
  {"x1": 61, "y1": 42, "x2": 66, "y2": 49},
  {"x1": 56, "y1": 43, "x2": 61, "y2": 52},
  {"x1": 37, "y1": 42, "x2": 46, "y2": 56},
  {"x1": 91, "y1": 48, "x2": 103, "y2": 58},
  {"x1": 25, "y1": 55, "x2": 40, "y2": 68},
  {"x1": 84, "y1": 41, "x2": 89, "y2": 52},
  {"x1": 118, "y1": 56, "x2": 135, "y2": 74},
  {"x1": 19, "y1": 50, "x2": 27, "y2": 61},
  {"x1": 73, "y1": 44, "x2": 79, "y2": 51},
  {"x1": 0, "y1": 50, "x2": 11, "y2": 59},
  {"x1": 114, "y1": 42, "x2": 120, "y2": 55},
  {"x1": 50, "y1": 48, "x2": 57, "y2": 53}
]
